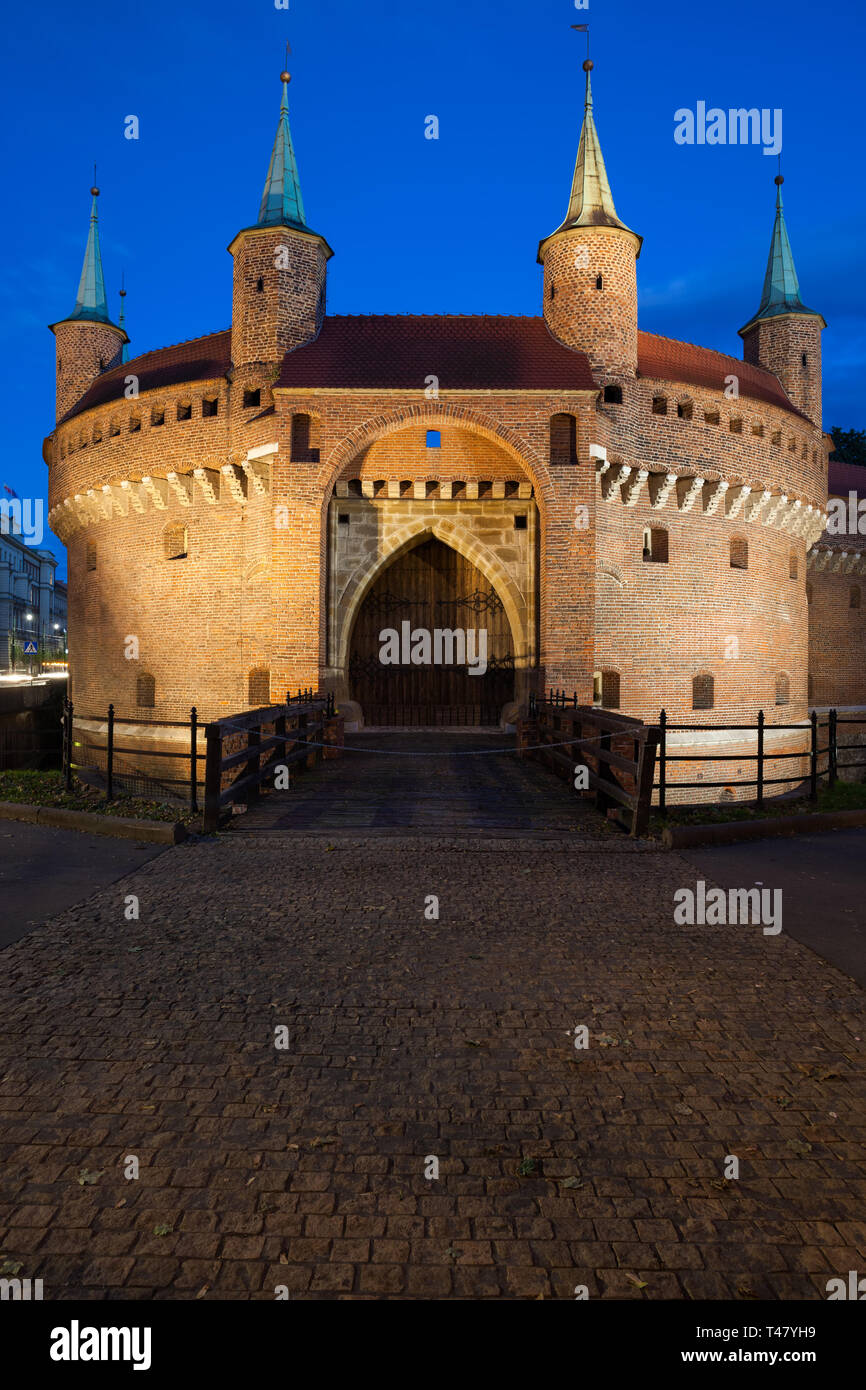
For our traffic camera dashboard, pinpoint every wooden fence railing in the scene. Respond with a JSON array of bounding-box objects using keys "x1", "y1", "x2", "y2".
[
  {"x1": 202, "y1": 691, "x2": 336, "y2": 833},
  {"x1": 523, "y1": 690, "x2": 659, "y2": 836}
]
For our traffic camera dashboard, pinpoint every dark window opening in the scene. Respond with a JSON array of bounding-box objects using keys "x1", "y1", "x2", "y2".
[
  {"x1": 202, "y1": 397, "x2": 218, "y2": 418},
  {"x1": 775, "y1": 673, "x2": 790, "y2": 706},
  {"x1": 164, "y1": 524, "x2": 188, "y2": 561},
  {"x1": 595, "y1": 275, "x2": 603, "y2": 290},
  {"x1": 789, "y1": 551, "x2": 798, "y2": 580},
  {"x1": 86, "y1": 541, "x2": 97, "y2": 572},
  {"x1": 643, "y1": 527, "x2": 669, "y2": 563},
  {"x1": 692, "y1": 673, "x2": 714, "y2": 710},
  {"x1": 549, "y1": 282, "x2": 556, "y2": 301},
  {"x1": 130, "y1": 416, "x2": 141, "y2": 432},
  {"x1": 248, "y1": 667, "x2": 270, "y2": 707},
  {"x1": 601, "y1": 671, "x2": 620, "y2": 710},
  {"x1": 177, "y1": 402, "x2": 192, "y2": 421},
  {"x1": 677, "y1": 401, "x2": 693, "y2": 420},
  {"x1": 851, "y1": 585, "x2": 862, "y2": 611},
  {"x1": 603, "y1": 384, "x2": 623, "y2": 404},
  {"x1": 730, "y1": 536, "x2": 748, "y2": 570},
  {"x1": 729, "y1": 417, "x2": 743, "y2": 434},
  {"x1": 652, "y1": 396, "x2": 667, "y2": 415},
  {"x1": 290, "y1": 412, "x2": 320, "y2": 462},
  {"x1": 136, "y1": 673, "x2": 155, "y2": 709},
  {"x1": 514, "y1": 514, "x2": 528, "y2": 530},
  {"x1": 151, "y1": 409, "x2": 165, "y2": 427},
  {"x1": 801, "y1": 353, "x2": 807, "y2": 366},
  {"x1": 243, "y1": 388, "x2": 261, "y2": 409},
  {"x1": 704, "y1": 410, "x2": 720, "y2": 425},
  {"x1": 256, "y1": 277, "x2": 264, "y2": 293},
  {"x1": 338, "y1": 513, "x2": 350, "y2": 525},
  {"x1": 550, "y1": 412, "x2": 578, "y2": 465}
]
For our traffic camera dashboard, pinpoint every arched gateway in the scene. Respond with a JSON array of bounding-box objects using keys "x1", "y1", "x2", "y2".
[{"x1": 348, "y1": 538, "x2": 515, "y2": 726}]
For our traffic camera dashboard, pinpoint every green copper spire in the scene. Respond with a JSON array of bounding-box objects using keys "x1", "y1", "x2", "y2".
[
  {"x1": 257, "y1": 71, "x2": 307, "y2": 230},
  {"x1": 741, "y1": 175, "x2": 821, "y2": 330},
  {"x1": 69, "y1": 186, "x2": 110, "y2": 323}
]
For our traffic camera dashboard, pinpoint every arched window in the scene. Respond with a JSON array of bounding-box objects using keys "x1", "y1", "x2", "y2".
[
  {"x1": 290, "y1": 412, "x2": 320, "y2": 462},
  {"x1": 595, "y1": 274, "x2": 603, "y2": 290},
  {"x1": 202, "y1": 397, "x2": 218, "y2": 418},
  {"x1": 86, "y1": 540, "x2": 97, "y2": 572},
  {"x1": 163, "y1": 524, "x2": 188, "y2": 560},
  {"x1": 806, "y1": 582, "x2": 813, "y2": 605},
  {"x1": 136, "y1": 673, "x2": 155, "y2": 708},
  {"x1": 652, "y1": 396, "x2": 667, "y2": 415},
  {"x1": 692, "y1": 673, "x2": 714, "y2": 710},
  {"x1": 775, "y1": 673, "x2": 790, "y2": 705},
  {"x1": 677, "y1": 400, "x2": 693, "y2": 421},
  {"x1": 603, "y1": 384, "x2": 622, "y2": 404},
  {"x1": 642, "y1": 527, "x2": 669, "y2": 563},
  {"x1": 851, "y1": 585, "x2": 862, "y2": 610},
  {"x1": 550, "y1": 413, "x2": 577, "y2": 466},
  {"x1": 248, "y1": 666, "x2": 270, "y2": 706},
  {"x1": 243, "y1": 387, "x2": 261, "y2": 408},
  {"x1": 789, "y1": 551, "x2": 798, "y2": 580},
  {"x1": 600, "y1": 670, "x2": 620, "y2": 710},
  {"x1": 730, "y1": 536, "x2": 748, "y2": 570},
  {"x1": 256, "y1": 277, "x2": 264, "y2": 293}
]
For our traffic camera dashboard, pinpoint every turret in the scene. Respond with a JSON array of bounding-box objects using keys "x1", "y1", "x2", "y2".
[
  {"x1": 739, "y1": 175, "x2": 824, "y2": 427},
  {"x1": 229, "y1": 69, "x2": 333, "y2": 372},
  {"x1": 48, "y1": 187, "x2": 128, "y2": 421},
  {"x1": 538, "y1": 59, "x2": 642, "y2": 381}
]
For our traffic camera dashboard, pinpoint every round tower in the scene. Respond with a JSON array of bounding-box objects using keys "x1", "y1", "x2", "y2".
[
  {"x1": 739, "y1": 175, "x2": 825, "y2": 428},
  {"x1": 229, "y1": 70, "x2": 333, "y2": 372},
  {"x1": 48, "y1": 187, "x2": 128, "y2": 422},
  {"x1": 538, "y1": 60, "x2": 642, "y2": 381}
]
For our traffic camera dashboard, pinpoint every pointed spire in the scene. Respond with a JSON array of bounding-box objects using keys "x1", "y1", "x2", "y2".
[
  {"x1": 118, "y1": 276, "x2": 129, "y2": 362},
  {"x1": 69, "y1": 185, "x2": 110, "y2": 323},
  {"x1": 552, "y1": 61, "x2": 637, "y2": 238},
  {"x1": 257, "y1": 70, "x2": 307, "y2": 230},
  {"x1": 742, "y1": 174, "x2": 821, "y2": 329}
]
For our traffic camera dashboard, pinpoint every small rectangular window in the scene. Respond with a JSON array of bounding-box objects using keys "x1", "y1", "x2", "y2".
[
  {"x1": 151, "y1": 409, "x2": 165, "y2": 428},
  {"x1": 177, "y1": 403, "x2": 192, "y2": 421},
  {"x1": 704, "y1": 410, "x2": 720, "y2": 425},
  {"x1": 514, "y1": 514, "x2": 528, "y2": 530},
  {"x1": 729, "y1": 418, "x2": 743, "y2": 434},
  {"x1": 202, "y1": 398, "x2": 219, "y2": 418},
  {"x1": 243, "y1": 388, "x2": 261, "y2": 408}
]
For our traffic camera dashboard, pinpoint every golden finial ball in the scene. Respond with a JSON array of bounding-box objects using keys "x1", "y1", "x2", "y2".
[
  {"x1": 91, "y1": 186, "x2": 100, "y2": 196},
  {"x1": 775, "y1": 174, "x2": 784, "y2": 186},
  {"x1": 583, "y1": 59, "x2": 594, "y2": 71},
  {"x1": 280, "y1": 71, "x2": 291, "y2": 83}
]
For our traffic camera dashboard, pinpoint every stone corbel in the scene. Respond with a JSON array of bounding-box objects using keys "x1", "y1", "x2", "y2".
[
  {"x1": 649, "y1": 472, "x2": 677, "y2": 510},
  {"x1": 166, "y1": 472, "x2": 193, "y2": 507},
  {"x1": 194, "y1": 468, "x2": 221, "y2": 504},
  {"x1": 360, "y1": 480, "x2": 375, "y2": 499},
  {"x1": 701, "y1": 478, "x2": 728, "y2": 515},
  {"x1": 413, "y1": 480, "x2": 426, "y2": 500},
  {"x1": 221, "y1": 464, "x2": 248, "y2": 505},
  {"x1": 517, "y1": 482, "x2": 533, "y2": 499},
  {"x1": 762, "y1": 494, "x2": 788, "y2": 528},
  {"x1": 745, "y1": 489, "x2": 772, "y2": 523},
  {"x1": 602, "y1": 464, "x2": 631, "y2": 501},
  {"x1": 141, "y1": 476, "x2": 169, "y2": 510},
  {"x1": 102, "y1": 484, "x2": 129, "y2": 518},
  {"x1": 120, "y1": 479, "x2": 146, "y2": 514},
  {"x1": 675, "y1": 475, "x2": 704, "y2": 512},
  {"x1": 779, "y1": 498, "x2": 802, "y2": 532},
  {"x1": 439, "y1": 481, "x2": 453, "y2": 500},
  {"x1": 335, "y1": 481, "x2": 350, "y2": 498},
  {"x1": 725, "y1": 484, "x2": 752, "y2": 520},
  {"x1": 465, "y1": 481, "x2": 479, "y2": 500},
  {"x1": 623, "y1": 468, "x2": 648, "y2": 507}
]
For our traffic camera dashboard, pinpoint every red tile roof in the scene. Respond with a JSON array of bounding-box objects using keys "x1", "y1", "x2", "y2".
[
  {"x1": 58, "y1": 330, "x2": 232, "y2": 425},
  {"x1": 636, "y1": 331, "x2": 807, "y2": 418},
  {"x1": 828, "y1": 460, "x2": 865, "y2": 496},
  {"x1": 275, "y1": 315, "x2": 597, "y2": 391},
  {"x1": 56, "y1": 315, "x2": 810, "y2": 424}
]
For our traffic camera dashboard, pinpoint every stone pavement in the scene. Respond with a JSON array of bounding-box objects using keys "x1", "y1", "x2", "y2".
[{"x1": 1, "y1": 808, "x2": 864, "y2": 1300}]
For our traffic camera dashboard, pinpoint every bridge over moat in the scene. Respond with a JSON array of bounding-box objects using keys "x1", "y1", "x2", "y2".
[{"x1": 227, "y1": 731, "x2": 618, "y2": 839}]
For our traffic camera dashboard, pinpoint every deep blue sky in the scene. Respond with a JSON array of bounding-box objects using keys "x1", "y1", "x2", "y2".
[{"x1": 3, "y1": 0, "x2": 863, "y2": 580}]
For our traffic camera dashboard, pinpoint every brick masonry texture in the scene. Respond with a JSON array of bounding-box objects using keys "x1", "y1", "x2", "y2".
[
  {"x1": 42, "y1": 176, "x2": 865, "y2": 761},
  {"x1": 0, "y1": 819, "x2": 864, "y2": 1300}
]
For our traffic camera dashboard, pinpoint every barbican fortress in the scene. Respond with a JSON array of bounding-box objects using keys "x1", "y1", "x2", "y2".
[{"x1": 43, "y1": 58, "x2": 866, "y2": 798}]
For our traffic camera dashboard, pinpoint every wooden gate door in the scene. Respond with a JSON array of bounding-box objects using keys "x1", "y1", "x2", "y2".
[{"x1": 348, "y1": 538, "x2": 514, "y2": 726}]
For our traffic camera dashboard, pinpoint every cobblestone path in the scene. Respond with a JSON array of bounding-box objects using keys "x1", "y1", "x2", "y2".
[{"x1": 0, "y1": 749, "x2": 864, "y2": 1299}]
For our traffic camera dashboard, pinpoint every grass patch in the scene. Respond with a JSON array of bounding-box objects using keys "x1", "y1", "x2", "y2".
[
  {"x1": 0, "y1": 769, "x2": 196, "y2": 826},
  {"x1": 648, "y1": 779, "x2": 866, "y2": 836}
]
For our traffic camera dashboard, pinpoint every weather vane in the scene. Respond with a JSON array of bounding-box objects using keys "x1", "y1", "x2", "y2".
[{"x1": 570, "y1": 23, "x2": 590, "y2": 62}]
